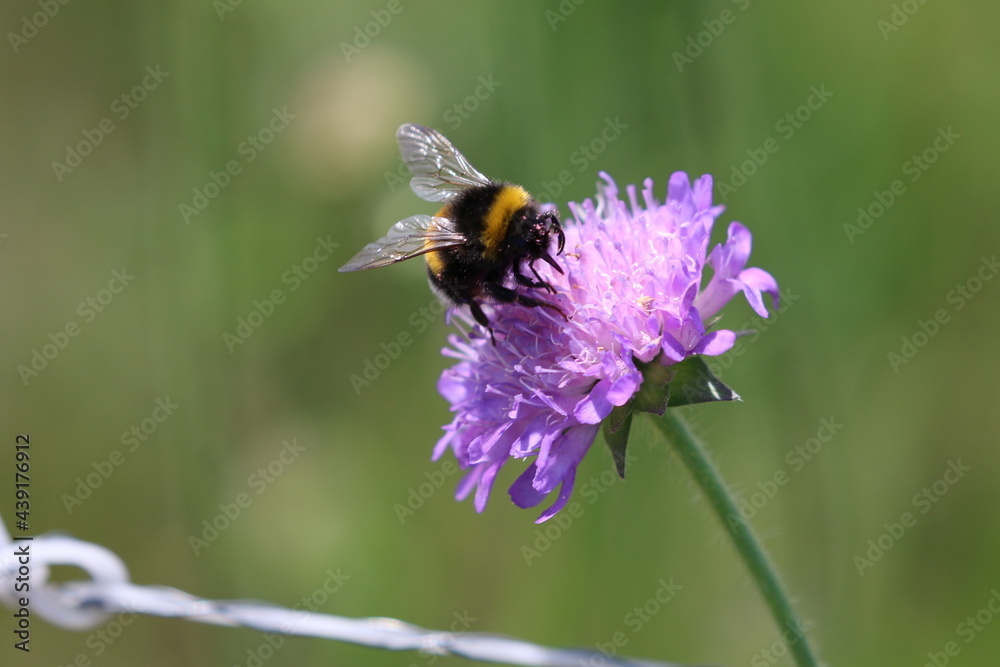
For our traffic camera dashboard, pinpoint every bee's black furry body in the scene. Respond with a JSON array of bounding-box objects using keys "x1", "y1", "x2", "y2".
[
  {"x1": 338, "y1": 124, "x2": 566, "y2": 341},
  {"x1": 425, "y1": 182, "x2": 564, "y2": 330}
]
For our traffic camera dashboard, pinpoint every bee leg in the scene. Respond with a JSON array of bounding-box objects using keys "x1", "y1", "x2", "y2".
[
  {"x1": 466, "y1": 300, "x2": 498, "y2": 345},
  {"x1": 429, "y1": 273, "x2": 497, "y2": 344},
  {"x1": 526, "y1": 296, "x2": 567, "y2": 321},
  {"x1": 529, "y1": 263, "x2": 557, "y2": 294},
  {"x1": 513, "y1": 263, "x2": 556, "y2": 294},
  {"x1": 486, "y1": 284, "x2": 567, "y2": 321},
  {"x1": 466, "y1": 299, "x2": 488, "y2": 327}
]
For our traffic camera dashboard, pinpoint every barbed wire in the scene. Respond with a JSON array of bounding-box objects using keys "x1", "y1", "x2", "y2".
[{"x1": 0, "y1": 515, "x2": 711, "y2": 667}]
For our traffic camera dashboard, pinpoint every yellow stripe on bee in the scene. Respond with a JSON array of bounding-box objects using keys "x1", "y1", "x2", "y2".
[
  {"x1": 423, "y1": 209, "x2": 450, "y2": 275},
  {"x1": 425, "y1": 249, "x2": 445, "y2": 274},
  {"x1": 482, "y1": 185, "x2": 530, "y2": 258}
]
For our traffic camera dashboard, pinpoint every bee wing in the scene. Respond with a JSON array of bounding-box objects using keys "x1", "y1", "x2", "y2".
[
  {"x1": 397, "y1": 123, "x2": 491, "y2": 202},
  {"x1": 338, "y1": 215, "x2": 466, "y2": 272}
]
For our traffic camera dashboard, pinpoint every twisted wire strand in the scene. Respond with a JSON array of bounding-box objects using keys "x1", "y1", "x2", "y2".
[{"x1": 0, "y1": 521, "x2": 705, "y2": 667}]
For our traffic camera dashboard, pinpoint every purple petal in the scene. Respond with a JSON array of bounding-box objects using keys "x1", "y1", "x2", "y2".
[
  {"x1": 509, "y1": 463, "x2": 544, "y2": 509},
  {"x1": 719, "y1": 222, "x2": 752, "y2": 271},
  {"x1": 455, "y1": 467, "x2": 481, "y2": 502},
  {"x1": 739, "y1": 267, "x2": 780, "y2": 317},
  {"x1": 667, "y1": 171, "x2": 692, "y2": 207},
  {"x1": 467, "y1": 421, "x2": 514, "y2": 463},
  {"x1": 531, "y1": 427, "x2": 562, "y2": 471},
  {"x1": 510, "y1": 412, "x2": 553, "y2": 457},
  {"x1": 573, "y1": 379, "x2": 613, "y2": 424},
  {"x1": 695, "y1": 277, "x2": 741, "y2": 320},
  {"x1": 661, "y1": 332, "x2": 687, "y2": 362},
  {"x1": 535, "y1": 471, "x2": 577, "y2": 523},
  {"x1": 607, "y1": 372, "x2": 641, "y2": 405},
  {"x1": 532, "y1": 424, "x2": 599, "y2": 493},
  {"x1": 473, "y1": 458, "x2": 507, "y2": 513},
  {"x1": 694, "y1": 222, "x2": 756, "y2": 318},
  {"x1": 432, "y1": 428, "x2": 456, "y2": 461},
  {"x1": 692, "y1": 329, "x2": 737, "y2": 356},
  {"x1": 437, "y1": 368, "x2": 469, "y2": 404},
  {"x1": 690, "y1": 174, "x2": 714, "y2": 211}
]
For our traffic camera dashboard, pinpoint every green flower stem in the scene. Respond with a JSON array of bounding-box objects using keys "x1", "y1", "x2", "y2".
[{"x1": 651, "y1": 410, "x2": 820, "y2": 667}]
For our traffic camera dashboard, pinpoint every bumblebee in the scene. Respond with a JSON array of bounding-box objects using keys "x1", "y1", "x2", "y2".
[{"x1": 338, "y1": 124, "x2": 565, "y2": 338}]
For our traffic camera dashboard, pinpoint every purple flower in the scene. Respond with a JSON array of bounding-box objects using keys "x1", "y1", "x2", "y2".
[{"x1": 434, "y1": 172, "x2": 779, "y2": 522}]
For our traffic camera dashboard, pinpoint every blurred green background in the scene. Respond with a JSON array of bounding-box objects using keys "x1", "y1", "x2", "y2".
[{"x1": 3, "y1": 1, "x2": 999, "y2": 665}]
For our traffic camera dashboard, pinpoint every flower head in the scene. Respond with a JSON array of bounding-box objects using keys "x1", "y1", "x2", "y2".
[{"x1": 434, "y1": 172, "x2": 779, "y2": 522}]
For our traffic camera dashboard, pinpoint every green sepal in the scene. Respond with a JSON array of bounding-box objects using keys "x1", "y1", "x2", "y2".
[
  {"x1": 632, "y1": 357, "x2": 674, "y2": 415},
  {"x1": 599, "y1": 355, "x2": 739, "y2": 478},
  {"x1": 665, "y1": 356, "x2": 740, "y2": 407},
  {"x1": 602, "y1": 404, "x2": 635, "y2": 478}
]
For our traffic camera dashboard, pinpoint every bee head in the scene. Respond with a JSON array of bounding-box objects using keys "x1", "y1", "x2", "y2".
[
  {"x1": 545, "y1": 212, "x2": 565, "y2": 255},
  {"x1": 520, "y1": 209, "x2": 565, "y2": 275}
]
